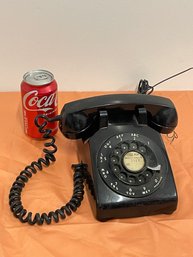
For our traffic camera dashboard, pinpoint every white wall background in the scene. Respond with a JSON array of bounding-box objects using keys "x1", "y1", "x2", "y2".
[{"x1": 0, "y1": 0, "x2": 193, "y2": 92}]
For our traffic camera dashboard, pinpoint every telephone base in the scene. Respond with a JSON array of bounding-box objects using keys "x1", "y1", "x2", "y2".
[
  {"x1": 95, "y1": 198, "x2": 177, "y2": 221},
  {"x1": 78, "y1": 122, "x2": 178, "y2": 221}
]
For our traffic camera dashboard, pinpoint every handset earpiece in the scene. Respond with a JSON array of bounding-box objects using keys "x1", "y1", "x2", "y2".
[
  {"x1": 59, "y1": 109, "x2": 99, "y2": 139},
  {"x1": 150, "y1": 107, "x2": 178, "y2": 134}
]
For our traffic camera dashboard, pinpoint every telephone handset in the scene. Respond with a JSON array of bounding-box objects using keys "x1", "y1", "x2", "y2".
[
  {"x1": 60, "y1": 94, "x2": 177, "y2": 139},
  {"x1": 9, "y1": 94, "x2": 178, "y2": 224}
]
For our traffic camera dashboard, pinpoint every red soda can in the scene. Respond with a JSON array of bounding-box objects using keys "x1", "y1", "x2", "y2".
[{"x1": 21, "y1": 69, "x2": 58, "y2": 138}]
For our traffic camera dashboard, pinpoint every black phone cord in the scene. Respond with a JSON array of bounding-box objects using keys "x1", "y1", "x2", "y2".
[
  {"x1": 9, "y1": 115, "x2": 88, "y2": 225},
  {"x1": 137, "y1": 67, "x2": 193, "y2": 95}
]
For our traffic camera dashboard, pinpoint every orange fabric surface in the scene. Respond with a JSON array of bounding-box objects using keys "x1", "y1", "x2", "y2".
[{"x1": 1, "y1": 91, "x2": 193, "y2": 257}]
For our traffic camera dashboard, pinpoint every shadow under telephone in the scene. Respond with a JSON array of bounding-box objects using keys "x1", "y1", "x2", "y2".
[{"x1": 9, "y1": 93, "x2": 178, "y2": 225}]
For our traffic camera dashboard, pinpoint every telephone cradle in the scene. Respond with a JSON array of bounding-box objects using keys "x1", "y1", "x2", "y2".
[{"x1": 9, "y1": 93, "x2": 178, "y2": 224}]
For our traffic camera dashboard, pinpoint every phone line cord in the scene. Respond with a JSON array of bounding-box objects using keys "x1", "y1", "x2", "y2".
[{"x1": 9, "y1": 115, "x2": 88, "y2": 225}]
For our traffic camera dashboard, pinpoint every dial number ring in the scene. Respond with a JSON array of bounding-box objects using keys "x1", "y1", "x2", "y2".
[{"x1": 97, "y1": 133, "x2": 167, "y2": 198}]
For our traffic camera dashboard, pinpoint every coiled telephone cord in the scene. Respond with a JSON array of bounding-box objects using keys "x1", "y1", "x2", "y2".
[{"x1": 9, "y1": 115, "x2": 88, "y2": 225}]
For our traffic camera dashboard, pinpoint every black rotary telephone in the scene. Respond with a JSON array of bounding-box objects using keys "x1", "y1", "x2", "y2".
[{"x1": 9, "y1": 93, "x2": 178, "y2": 225}]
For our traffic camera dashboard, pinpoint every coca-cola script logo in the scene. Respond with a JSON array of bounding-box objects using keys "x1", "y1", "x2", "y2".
[{"x1": 23, "y1": 90, "x2": 57, "y2": 112}]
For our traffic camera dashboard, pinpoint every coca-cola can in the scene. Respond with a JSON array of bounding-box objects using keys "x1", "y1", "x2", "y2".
[{"x1": 21, "y1": 69, "x2": 58, "y2": 138}]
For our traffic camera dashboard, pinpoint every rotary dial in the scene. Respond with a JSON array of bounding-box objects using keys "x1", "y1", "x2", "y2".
[{"x1": 98, "y1": 132, "x2": 167, "y2": 198}]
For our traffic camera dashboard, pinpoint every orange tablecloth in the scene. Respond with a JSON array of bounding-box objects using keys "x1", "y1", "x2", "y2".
[{"x1": 1, "y1": 91, "x2": 193, "y2": 257}]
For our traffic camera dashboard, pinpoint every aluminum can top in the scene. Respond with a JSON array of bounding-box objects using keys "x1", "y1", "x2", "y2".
[{"x1": 23, "y1": 69, "x2": 54, "y2": 86}]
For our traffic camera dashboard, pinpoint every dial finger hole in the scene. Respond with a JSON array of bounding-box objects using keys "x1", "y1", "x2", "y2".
[
  {"x1": 130, "y1": 142, "x2": 138, "y2": 150},
  {"x1": 121, "y1": 143, "x2": 129, "y2": 151},
  {"x1": 139, "y1": 146, "x2": 146, "y2": 153},
  {"x1": 138, "y1": 175, "x2": 146, "y2": 184},
  {"x1": 111, "y1": 156, "x2": 119, "y2": 164},
  {"x1": 112, "y1": 165, "x2": 120, "y2": 173},
  {"x1": 113, "y1": 148, "x2": 122, "y2": 156},
  {"x1": 118, "y1": 172, "x2": 127, "y2": 180},
  {"x1": 144, "y1": 170, "x2": 153, "y2": 178},
  {"x1": 127, "y1": 175, "x2": 136, "y2": 184}
]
